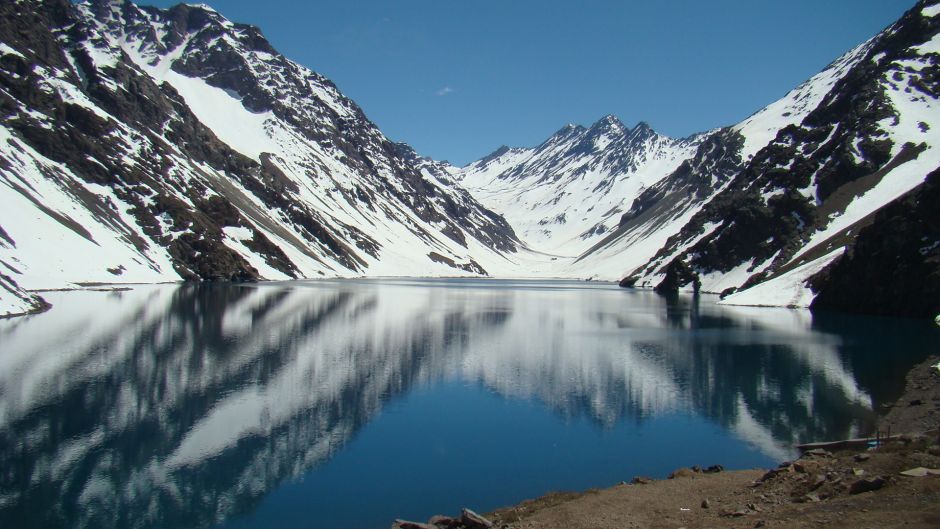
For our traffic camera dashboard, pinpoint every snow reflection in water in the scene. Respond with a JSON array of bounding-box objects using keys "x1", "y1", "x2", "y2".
[{"x1": 0, "y1": 279, "x2": 935, "y2": 529}]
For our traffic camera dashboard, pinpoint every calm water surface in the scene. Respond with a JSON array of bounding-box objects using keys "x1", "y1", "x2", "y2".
[{"x1": 0, "y1": 279, "x2": 937, "y2": 529}]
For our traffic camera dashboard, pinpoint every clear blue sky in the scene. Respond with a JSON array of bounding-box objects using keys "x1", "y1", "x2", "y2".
[{"x1": 138, "y1": 0, "x2": 915, "y2": 165}]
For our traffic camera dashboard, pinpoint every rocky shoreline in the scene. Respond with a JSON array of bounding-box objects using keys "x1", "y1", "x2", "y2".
[{"x1": 394, "y1": 356, "x2": 940, "y2": 529}]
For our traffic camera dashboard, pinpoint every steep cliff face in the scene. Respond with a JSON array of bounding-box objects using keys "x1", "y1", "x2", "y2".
[
  {"x1": 810, "y1": 167, "x2": 940, "y2": 317},
  {"x1": 0, "y1": 0, "x2": 519, "y2": 311}
]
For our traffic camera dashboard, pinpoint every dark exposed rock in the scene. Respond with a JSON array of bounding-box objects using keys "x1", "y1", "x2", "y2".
[
  {"x1": 848, "y1": 476, "x2": 887, "y2": 494},
  {"x1": 428, "y1": 252, "x2": 488, "y2": 276},
  {"x1": 654, "y1": 258, "x2": 699, "y2": 295},
  {"x1": 810, "y1": 167, "x2": 940, "y2": 318}
]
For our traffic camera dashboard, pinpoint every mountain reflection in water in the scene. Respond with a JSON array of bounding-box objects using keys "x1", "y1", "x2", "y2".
[{"x1": 0, "y1": 279, "x2": 935, "y2": 529}]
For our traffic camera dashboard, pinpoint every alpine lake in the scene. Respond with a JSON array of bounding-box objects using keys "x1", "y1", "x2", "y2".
[{"x1": 1, "y1": 279, "x2": 937, "y2": 529}]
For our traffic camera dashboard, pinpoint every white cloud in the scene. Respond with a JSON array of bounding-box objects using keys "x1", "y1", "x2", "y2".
[{"x1": 435, "y1": 86, "x2": 455, "y2": 96}]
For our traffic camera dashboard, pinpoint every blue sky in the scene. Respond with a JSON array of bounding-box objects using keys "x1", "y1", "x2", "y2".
[{"x1": 138, "y1": 0, "x2": 914, "y2": 165}]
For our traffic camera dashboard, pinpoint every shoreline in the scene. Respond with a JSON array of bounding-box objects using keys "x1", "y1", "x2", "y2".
[{"x1": 395, "y1": 355, "x2": 940, "y2": 529}]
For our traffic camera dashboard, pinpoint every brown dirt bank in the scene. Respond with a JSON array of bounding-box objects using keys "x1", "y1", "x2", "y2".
[{"x1": 478, "y1": 355, "x2": 940, "y2": 529}]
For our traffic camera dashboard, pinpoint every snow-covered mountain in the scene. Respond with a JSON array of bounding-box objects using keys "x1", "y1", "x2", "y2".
[
  {"x1": 0, "y1": 0, "x2": 520, "y2": 316},
  {"x1": 2, "y1": 0, "x2": 938, "y2": 319},
  {"x1": 458, "y1": 116, "x2": 703, "y2": 256},
  {"x1": 616, "y1": 0, "x2": 940, "y2": 316},
  {"x1": 456, "y1": 0, "x2": 940, "y2": 316}
]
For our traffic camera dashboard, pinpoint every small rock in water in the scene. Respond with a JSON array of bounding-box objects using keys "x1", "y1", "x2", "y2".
[{"x1": 459, "y1": 508, "x2": 494, "y2": 529}]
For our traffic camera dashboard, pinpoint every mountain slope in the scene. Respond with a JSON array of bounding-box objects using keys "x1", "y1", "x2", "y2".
[
  {"x1": 619, "y1": 0, "x2": 940, "y2": 314},
  {"x1": 0, "y1": 0, "x2": 519, "y2": 312}
]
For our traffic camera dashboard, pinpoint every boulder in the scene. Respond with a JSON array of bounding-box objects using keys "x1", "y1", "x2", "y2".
[
  {"x1": 668, "y1": 467, "x2": 696, "y2": 479},
  {"x1": 848, "y1": 476, "x2": 887, "y2": 494},
  {"x1": 428, "y1": 515, "x2": 458, "y2": 528},
  {"x1": 459, "y1": 508, "x2": 494, "y2": 529}
]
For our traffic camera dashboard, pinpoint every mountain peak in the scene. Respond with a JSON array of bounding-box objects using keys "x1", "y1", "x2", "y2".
[
  {"x1": 627, "y1": 121, "x2": 657, "y2": 142},
  {"x1": 184, "y1": 3, "x2": 218, "y2": 13},
  {"x1": 591, "y1": 114, "x2": 625, "y2": 132}
]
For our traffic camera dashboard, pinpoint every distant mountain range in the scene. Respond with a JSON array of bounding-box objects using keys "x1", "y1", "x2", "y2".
[{"x1": 1, "y1": 0, "x2": 938, "y2": 318}]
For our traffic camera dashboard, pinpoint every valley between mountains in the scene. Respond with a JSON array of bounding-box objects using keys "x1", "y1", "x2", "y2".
[{"x1": 1, "y1": 0, "x2": 939, "y2": 319}]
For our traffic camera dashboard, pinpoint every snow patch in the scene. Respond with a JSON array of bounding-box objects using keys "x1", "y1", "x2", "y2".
[
  {"x1": 162, "y1": 71, "x2": 277, "y2": 160},
  {"x1": 923, "y1": 4, "x2": 940, "y2": 18},
  {"x1": 0, "y1": 42, "x2": 24, "y2": 59},
  {"x1": 913, "y1": 31, "x2": 940, "y2": 55},
  {"x1": 720, "y1": 248, "x2": 845, "y2": 308}
]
